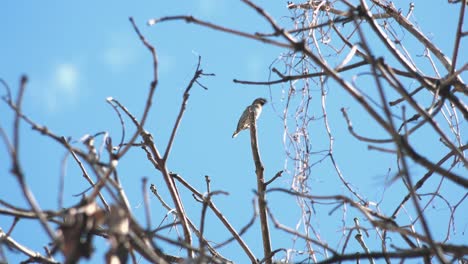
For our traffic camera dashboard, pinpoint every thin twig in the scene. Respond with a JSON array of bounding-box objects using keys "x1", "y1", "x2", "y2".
[{"x1": 148, "y1": 15, "x2": 290, "y2": 49}]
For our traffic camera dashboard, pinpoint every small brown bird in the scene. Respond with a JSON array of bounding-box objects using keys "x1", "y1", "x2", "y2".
[{"x1": 232, "y1": 98, "x2": 267, "y2": 138}]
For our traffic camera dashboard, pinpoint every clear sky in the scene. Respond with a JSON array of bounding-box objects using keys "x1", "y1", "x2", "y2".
[{"x1": 1, "y1": 1, "x2": 466, "y2": 263}]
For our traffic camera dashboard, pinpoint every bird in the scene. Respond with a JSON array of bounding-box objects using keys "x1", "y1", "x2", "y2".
[{"x1": 232, "y1": 98, "x2": 267, "y2": 138}]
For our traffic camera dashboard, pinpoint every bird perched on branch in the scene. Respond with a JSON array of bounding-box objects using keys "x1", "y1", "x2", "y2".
[{"x1": 232, "y1": 98, "x2": 267, "y2": 138}]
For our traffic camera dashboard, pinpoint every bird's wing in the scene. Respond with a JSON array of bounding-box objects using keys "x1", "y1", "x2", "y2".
[{"x1": 236, "y1": 106, "x2": 250, "y2": 131}]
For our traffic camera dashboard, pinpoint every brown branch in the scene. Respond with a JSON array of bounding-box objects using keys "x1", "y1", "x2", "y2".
[
  {"x1": 105, "y1": 98, "x2": 126, "y2": 150},
  {"x1": 287, "y1": 1, "x2": 350, "y2": 16},
  {"x1": 267, "y1": 188, "x2": 444, "y2": 243},
  {"x1": 126, "y1": 17, "x2": 194, "y2": 257},
  {"x1": 2, "y1": 96, "x2": 109, "y2": 170},
  {"x1": 0, "y1": 228, "x2": 59, "y2": 264},
  {"x1": 315, "y1": 246, "x2": 467, "y2": 264},
  {"x1": 348, "y1": 1, "x2": 468, "y2": 170},
  {"x1": 451, "y1": 0, "x2": 466, "y2": 75},
  {"x1": 198, "y1": 190, "x2": 229, "y2": 257},
  {"x1": 354, "y1": 218, "x2": 375, "y2": 264},
  {"x1": 148, "y1": 15, "x2": 291, "y2": 49},
  {"x1": 340, "y1": 107, "x2": 393, "y2": 143},
  {"x1": 265, "y1": 170, "x2": 283, "y2": 186},
  {"x1": 265, "y1": 204, "x2": 338, "y2": 255},
  {"x1": 0, "y1": 207, "x2": 61, "y2": 224},
  {"x1": 141, "y1": 132, "x2": 193, "y2": 257},
  {"x1": 8, "y1": 76, "x2": 58, "y2": 243},
  {"x1": 171, "y1": 173, "x2": 257, "y2": 263},
  {"x1": 248, "y1": 109, "x2": 272, "y2": 264},
  {"x1": 233, "y1": 60, "x2": 368, "y2": 85},
  {"x1": 163, "y1": 56, "x2": 213, "y2": 161},
  {"x1": 127, "y1": 231, "x2": 170, "y2": 264},
  {"x1": 214, "y1": 199, "x2": 257, "y2": 250},
  {"x1": 12, "y1": 76, "x2": 26, "y2": 157},
  {"x1": 392, "y1": 144, "x2": 468, "y2": 218},
  {"x1": 371, "y1": 0, "x2": 465, "y2": 83},
  {"x1": 149, "y1": 183, "x2": 231, "y2": 263},
  {"x1": 117, "y1": 17, "x2": 159, "y2": 159},
  {"x1": 363, "y1": 1, "x2": 468, "y2": 125},
  {"x1": 61, "y1": 137, "x2": 109, "y2": 211},
  {"x1": 142, "y1": 177, "x2": 151, "y2": 230}
]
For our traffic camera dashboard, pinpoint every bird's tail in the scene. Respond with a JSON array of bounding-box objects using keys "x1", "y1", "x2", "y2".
[{"x1": 232, "y1": 131, "x2": 239, "y2": 138}]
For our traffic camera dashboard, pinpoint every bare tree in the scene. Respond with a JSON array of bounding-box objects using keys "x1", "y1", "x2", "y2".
[{"x1": 1, "y1": 0, "x2": 467, "y2": 263}]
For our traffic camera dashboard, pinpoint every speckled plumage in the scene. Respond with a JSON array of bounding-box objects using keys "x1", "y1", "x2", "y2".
[{"x1": 232, "y1": 98, "x2": 267, "y2": 138}]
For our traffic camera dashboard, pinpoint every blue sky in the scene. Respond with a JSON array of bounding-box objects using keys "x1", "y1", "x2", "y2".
[{"x1": 1, "y1": 0, "x2": 466, "y2": 263}]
